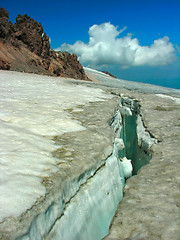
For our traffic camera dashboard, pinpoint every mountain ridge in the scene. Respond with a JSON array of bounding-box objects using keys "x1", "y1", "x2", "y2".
[{"x1": 0, "y1": 8, "x2": 90, "y2": 81}]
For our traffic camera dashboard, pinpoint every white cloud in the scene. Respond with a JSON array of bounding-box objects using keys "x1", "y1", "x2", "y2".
[{"x1": 55, "y1": 22, "x2": 176, "y2": 68}]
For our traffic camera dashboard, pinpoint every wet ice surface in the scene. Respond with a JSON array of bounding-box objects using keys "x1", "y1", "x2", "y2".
[
  {"x1": 84, "y1": 67, "x2": 180, "y2": 96},
  {"x1": 0, "y1": 70, "x2": 112, "y2": 221}
]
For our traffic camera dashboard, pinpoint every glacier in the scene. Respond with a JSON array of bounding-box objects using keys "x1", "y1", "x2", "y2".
[{"x1": 0, "y1": 70, "x2": 157, "y2": 240}]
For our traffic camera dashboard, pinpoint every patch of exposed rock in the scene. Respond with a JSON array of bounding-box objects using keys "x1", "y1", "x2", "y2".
[
  {"x1": 102, "y1": 71, "x2": 117, "y2": 78},
  {"x1": 0, "y1": 8, "x2": 89, "y2": 80}
]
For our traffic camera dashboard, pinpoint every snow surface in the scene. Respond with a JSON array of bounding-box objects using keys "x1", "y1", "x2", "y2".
[
  {"x1": 156, "y1": 94, "x2": 180, "y2": 104},
  {"x1": 0, "y1": 71, "x2": 112, "y2": 221}
]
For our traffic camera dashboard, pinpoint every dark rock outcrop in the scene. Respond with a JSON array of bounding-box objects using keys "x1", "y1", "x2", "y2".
[
  {"x1": 0, "y1": 8, "x2": 13, "y2": 39},
  {"x1": 13, "y1": 14, "x2": 44, "y2": 56},
  {"x1": 0, "y1": 8, "x2": 89, "y2": 80},
  {"x1": 102, "y1": 71, "x2": 117, "y2": 78},
  {"x1": 0, "y1": 57, "x2": 10, "y2": 70},
  {"x1": 55, "y1": 52, "x2": 88, "y2": 79}
]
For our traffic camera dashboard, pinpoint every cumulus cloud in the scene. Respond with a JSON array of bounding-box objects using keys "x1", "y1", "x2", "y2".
[{"x1": 55, "y1": 22, "x2": 176, "y2": 68}]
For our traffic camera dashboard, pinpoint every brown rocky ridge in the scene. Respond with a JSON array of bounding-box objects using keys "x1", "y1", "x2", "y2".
[{"x1": 0, "y1": 8, "x2": 90, "y2": 80}]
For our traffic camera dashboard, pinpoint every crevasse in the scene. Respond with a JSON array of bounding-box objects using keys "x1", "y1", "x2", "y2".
[{"x1": 17, "y1": 97, "x2": 154, "y2": 240}]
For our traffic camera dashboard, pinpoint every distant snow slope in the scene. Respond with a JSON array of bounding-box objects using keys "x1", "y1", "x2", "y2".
[{"x1": 84, "y1": 67, "x2": 180, "y2": 96}]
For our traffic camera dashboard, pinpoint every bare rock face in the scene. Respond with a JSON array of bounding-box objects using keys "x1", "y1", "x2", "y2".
[
  {"x1": 0, "y1": 8, "x2": 13, "y2": 39},
  {"x1": 41, "y1": 33, "x2": 51, "y2": 59},
  {"x1": 56, "y1": 52, "x2": 88, "y2": 79},
  {"x1": 0, "y1": 8, "x2": 89, "y2": 81},
  {"x1": 13, "y1": 14, "x2": 44, "y2": 56},
  {"x1": 0, "y1": 57, "x2": 10, "y2": 70}
]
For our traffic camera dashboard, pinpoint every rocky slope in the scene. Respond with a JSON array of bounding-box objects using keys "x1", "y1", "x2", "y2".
[{"x1": 0, "y1": 8, "x2": 89, "y2": 80}]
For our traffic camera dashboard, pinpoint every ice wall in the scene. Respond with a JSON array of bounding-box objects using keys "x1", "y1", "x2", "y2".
[
  {"x1": 16, "y1": 97, "x2": 154, "y2": 240},
  {"x1": 45, "y1": 158, "x2": 123, "y2": 240},
  {"x1": 15, "y1": 100, "x2": 127, "y2": 240},
  {"x1": 119, "y1": 97, "x2": 155, "y2": 174},
  {"x1": 45, "y1": 102, "x2": 141, "y2": 240},
  {"x1": 40, "y1": 98, "x2": 153, "y2": 240}
]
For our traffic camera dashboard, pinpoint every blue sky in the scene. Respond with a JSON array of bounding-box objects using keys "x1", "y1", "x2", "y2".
[{"x1": 1, "y1": 0, "x2": 180, "y2": 89}]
